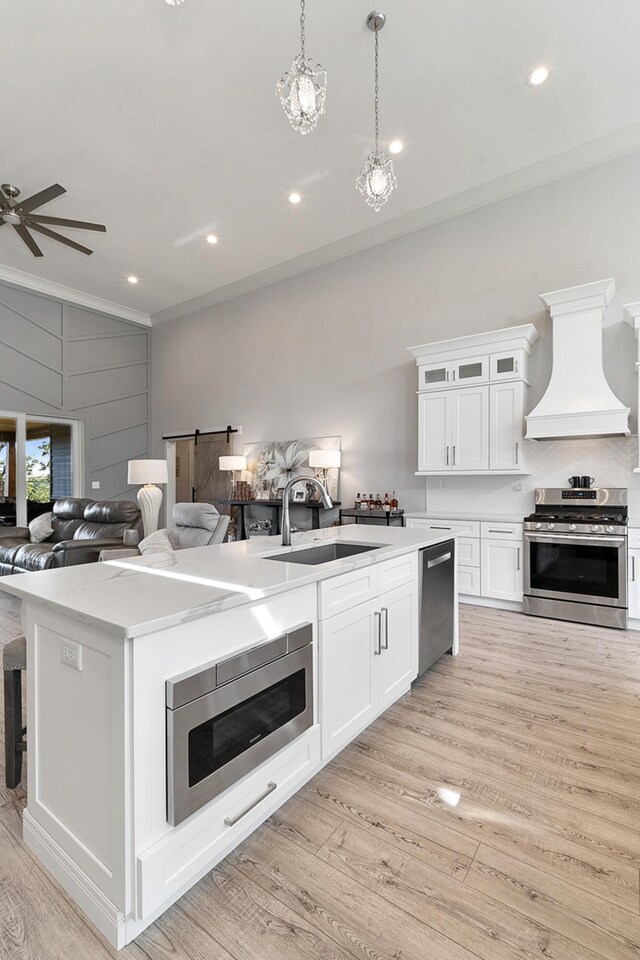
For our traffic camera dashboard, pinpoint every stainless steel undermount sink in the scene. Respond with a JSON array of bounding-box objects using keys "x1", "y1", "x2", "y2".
[{"x1": 266, "y1": 542, "x2": 385, "y2": 565}]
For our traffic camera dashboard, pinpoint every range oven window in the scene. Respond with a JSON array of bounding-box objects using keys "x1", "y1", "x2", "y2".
[
  {"x1": 188, "y1": 668, "x2": 306, "y2": 788},
  {"x1": 529, "y1": 540, "x2": 619, "y2": 599}
]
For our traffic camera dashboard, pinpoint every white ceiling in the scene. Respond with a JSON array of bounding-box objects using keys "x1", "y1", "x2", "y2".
[{"x1": 3, "y1": 0, "x2": 640, "y2": 324}]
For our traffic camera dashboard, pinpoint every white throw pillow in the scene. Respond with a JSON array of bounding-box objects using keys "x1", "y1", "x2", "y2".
[
  {"x1": 139, "y1": 529, "x2": 174, "y2": 555},
  {"x1": 29, "y1": 512, "x2": 53, "y2": 544}
]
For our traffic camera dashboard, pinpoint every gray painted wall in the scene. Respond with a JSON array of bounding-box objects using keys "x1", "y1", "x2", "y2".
[
  {"x1": 151, "y1": 150, "x2": 640, "y2": 517},
  {"x1": 0, "y1": 281, "x2": 150, "y2": 501}
]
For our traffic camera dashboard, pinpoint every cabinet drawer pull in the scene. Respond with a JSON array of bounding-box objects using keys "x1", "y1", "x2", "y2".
[
  {"x1": 374, "y1": 611, "x2": 382, "y2": 655},
  {"x1": 382, "y1": 606, "x2": 389, "y2": 650},
  {"x1": 488, "y1": 528, "x2": 513, "y2": 534},
  {"x1": 516, "y1": 547, "x2": 520, "y2": 571},
  {"x1": 430, "y1": 525, "x2": 452, "y2": 530},
  {"x1": 427, "y1": 552, "x2": 452, "y2": 568},
  {"x1": 224, "y1": 782, "x2": 277, "y2": 827}
]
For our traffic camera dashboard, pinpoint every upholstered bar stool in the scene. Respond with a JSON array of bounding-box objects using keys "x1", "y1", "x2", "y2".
[{"x1": 3, "y1": 634, "x2": 26, "y2": 789}]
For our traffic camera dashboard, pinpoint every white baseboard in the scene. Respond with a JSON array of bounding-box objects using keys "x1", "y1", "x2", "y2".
[{"x1": 23, "y1": 810, "x2": 126, "y2": 949}]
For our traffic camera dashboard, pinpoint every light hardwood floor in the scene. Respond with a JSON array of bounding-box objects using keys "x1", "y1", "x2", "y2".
[{"x1": 1, "y1": 592, "x2": 639, "y2": 960}]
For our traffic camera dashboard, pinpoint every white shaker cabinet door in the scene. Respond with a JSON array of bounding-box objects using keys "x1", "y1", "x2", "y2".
[
  {"x1": 319, "y1": 601, "x2": 378, "y2": 760},
  {"x1": 490, "y1": 381, "x2": 524, "y2": 470},
  {"x1": 378, "y1": 584, "x2": 417, "y2": 711},
  {"x1": 418, "y1": 391, "x2": 450, "y2": 472},
  {"x1": 450, "y1": 386, "x2": 489, "y2": 471},
  {"x1": 481, "y1": 538, "x2": 523, "y2": 601},
  {"x1": 628, "y1": 549, "x2": 640, "y2": 619}
]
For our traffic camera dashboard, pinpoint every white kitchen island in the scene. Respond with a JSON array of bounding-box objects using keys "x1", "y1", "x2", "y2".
[{"x1": 0, "y1": 523, "x2": 457, "y2": 949}]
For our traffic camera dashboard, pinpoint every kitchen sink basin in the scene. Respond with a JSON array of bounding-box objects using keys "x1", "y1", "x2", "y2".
[{"x1": 266, "y1": 542, "x2": 385, "y2": 565}]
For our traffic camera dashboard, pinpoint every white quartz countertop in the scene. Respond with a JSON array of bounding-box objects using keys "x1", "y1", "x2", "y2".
[
  {"x1": 0, "y1": 525, "x2": 454, "y2": 640},
  {"x1": 405, "y1": 510, "x2": 524, "y2": 523}
]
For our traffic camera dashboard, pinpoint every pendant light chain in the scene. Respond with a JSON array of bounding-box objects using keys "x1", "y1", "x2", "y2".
[
  {"x1": 374, "y1": 27, "x2": 380, "y2": 153},
  {"x1": 300, "y1": 0, "x2": 306, "y2": 59}
]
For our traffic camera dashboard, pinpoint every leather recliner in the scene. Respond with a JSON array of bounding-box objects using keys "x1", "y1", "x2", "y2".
[{"x1": 0, "y1": 497, "x2": 142, "y2": 575}]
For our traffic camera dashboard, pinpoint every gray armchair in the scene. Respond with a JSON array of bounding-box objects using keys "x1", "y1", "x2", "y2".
[{"x1": 101, "y1": 502, "x2": 229, "y2": 561}]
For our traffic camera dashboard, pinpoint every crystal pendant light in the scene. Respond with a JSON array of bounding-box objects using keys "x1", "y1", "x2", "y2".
[
  {"x1": 356, "y1": 11, "x2": 397, "y2": 212},
  {"x1": 276, "y1": 0, "x2": 327, "y2": 135}
]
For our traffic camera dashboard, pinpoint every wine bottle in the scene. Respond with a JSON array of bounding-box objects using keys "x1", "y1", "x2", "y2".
[{"x1": 383, "y1": 493, "x2": 391, "y2": 513}]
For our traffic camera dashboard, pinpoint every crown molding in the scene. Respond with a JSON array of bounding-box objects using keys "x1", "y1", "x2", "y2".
[
  {"x1": 0, "y1": 263, "x2": 151, "y2": 327},
  {"x1": 152, "y1": 121, "x2": 640, "y2": 326}
]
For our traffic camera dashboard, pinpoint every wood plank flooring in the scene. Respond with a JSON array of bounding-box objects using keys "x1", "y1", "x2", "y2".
[{"x1": 0, "y1": 592, "x2": 639, "y2": 960}]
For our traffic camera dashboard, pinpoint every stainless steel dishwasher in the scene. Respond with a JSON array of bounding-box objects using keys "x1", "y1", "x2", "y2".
[{"x1": 418, "y1": 539, "x2": 455, "y2": 675}]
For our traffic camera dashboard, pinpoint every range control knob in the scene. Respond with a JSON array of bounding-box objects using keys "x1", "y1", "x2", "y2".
[
  {"x1": 534, "y1": 522, "x2": 542, "y2": 530},
  {"x1": 591, "y1": 524, "x2": 601, "y2": 533},
  {"x1": 547, "y1": 523, "x2": 555, "y2": 530},
  {"x1": 569, "y1": 523, "x2": 577, "y2": 532},
  {"x1": 605, "y1": 525, "x2": 614, "y2": 533}
]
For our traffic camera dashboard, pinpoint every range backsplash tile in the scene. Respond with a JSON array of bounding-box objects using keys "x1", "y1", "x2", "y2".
[{"x1": 426, "y1": 435, "x2": 640, "y2": 518}]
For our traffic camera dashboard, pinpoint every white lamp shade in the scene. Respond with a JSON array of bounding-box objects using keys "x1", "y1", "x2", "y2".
[
  {"x1": 127, "y1": 459, "x2": 169, "y2": 485},
  {"x1": 309, "y1": 449, "x2": 341, "y2": 469},
  {"x1": 219, "y1": 455, "x2": 247, "y2": 472}
]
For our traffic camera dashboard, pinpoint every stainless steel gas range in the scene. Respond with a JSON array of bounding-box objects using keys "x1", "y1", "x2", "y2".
[{"x1": 523, "y1": 487, "x2": 628, "y2": 629}]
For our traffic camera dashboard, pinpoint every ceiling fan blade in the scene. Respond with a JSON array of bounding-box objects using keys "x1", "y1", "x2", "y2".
[
  {"x1": 17, "y1": 183, "x2": 66, "y2": 214},
  {"x1": 27, "y1": 215, "x2": 106, "y2": 232},
  {"x1": 13, "y1": 223, "x2": 44, "y2": 257},
  {"x1": 28, "y1": 222, "x2": 93, "y2": 255}
]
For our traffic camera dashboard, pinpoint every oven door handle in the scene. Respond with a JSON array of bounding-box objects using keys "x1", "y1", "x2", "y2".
[{"x1": 525, "y1": 533, "x2": 626, "y2": 546}]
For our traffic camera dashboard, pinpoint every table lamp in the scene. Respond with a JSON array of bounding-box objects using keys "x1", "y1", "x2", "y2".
[
  {"x1": 127, "y1": 459, "x2": 169, "y2": 537},
  {"x1": 308, "y1": 449, "x2": 341, "y2": 489},
  {"x1": 219, "y1": 455, "x2": 247, "y2": 499}
]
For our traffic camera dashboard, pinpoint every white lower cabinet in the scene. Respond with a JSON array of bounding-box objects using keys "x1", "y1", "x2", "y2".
[
  {"x1": 458, "y1": 565, "x2": 480, "y2": 596},
  {"x1": 628, "y1": 548, "x2": 640, "y2": 619},
  {"x1": 319, "y1": 601, "x2": 378, "y2": 759},
  {"x1": 378, "y1": 584, "x2": 416, "y2": 710},
  {"x1": 319, "y1": 580, "x2": 417, "y2": 760},
  {"x1": 481, "y1": 538, "x2": 523, "y2": 601}
]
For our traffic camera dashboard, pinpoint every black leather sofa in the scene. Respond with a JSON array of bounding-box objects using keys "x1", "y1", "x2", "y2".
[{"x1": 0, "y1": 498, "x2": 142, "y2": 575}]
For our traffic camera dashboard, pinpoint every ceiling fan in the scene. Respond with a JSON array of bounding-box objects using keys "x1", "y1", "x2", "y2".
[{"x1": 0, "y1": 182, "x2": 106, "y2": 257}]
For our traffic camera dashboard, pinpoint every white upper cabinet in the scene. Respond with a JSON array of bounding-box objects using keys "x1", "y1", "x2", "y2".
[
  {"x1": 418, "y1": 386, "x2": 489, "y2": 472},
  {"x1": 450, "y1": 386, "x2": 489, "y2": 471},
  {"x1": 418, "y1": 391, "x2": 450, "y2": 472},
  {"x1": 490, "y1": 381, "x2": 525, "y2": 470},
  {"x1": 409, "y1": 324, "x2": 539, "y2": 476}
]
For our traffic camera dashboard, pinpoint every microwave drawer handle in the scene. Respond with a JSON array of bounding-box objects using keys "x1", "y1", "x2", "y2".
[
  {"x1": 224, "y1": 782, "x2": 277, "y2": 827},
  {"x1": 427, "y1": 552, "x2": 452, "y2": 568}
]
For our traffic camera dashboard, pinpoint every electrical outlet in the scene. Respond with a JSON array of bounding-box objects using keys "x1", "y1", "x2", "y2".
[
  {"x1": 61, "y1": 640, "x2": 82, "y2": 672},
  {"x1": 513, "y1": 480, "x2": 523, "y2": 492},
  {"x1": 92, "y1": 481, "x2": 100, "y2": 490},
  {"x1": 439, "y1": 478, "x2": 448, "y2": 489}
]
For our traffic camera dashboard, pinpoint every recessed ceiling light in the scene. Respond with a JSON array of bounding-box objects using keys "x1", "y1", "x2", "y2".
[
  {"x1": 526, "y1": 66, "x2": 551, "y2": 87},
  {"x1": 288, "y1": 192, "x2": 302, "y2": 205},
  {"x1": 127, "y1": 275, "x2": 139, "y2": 285},
  {"x1": 205, "y1": 234, "x2": 218, "y2": 245},
  {"x1": 389, "y1": 139, "x2": 404, "y2": 155}
]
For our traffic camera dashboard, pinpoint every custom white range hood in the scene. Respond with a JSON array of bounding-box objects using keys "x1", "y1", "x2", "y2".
[{"x1": 525, "y1": 278, "x2": 630, "y2": 440}]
